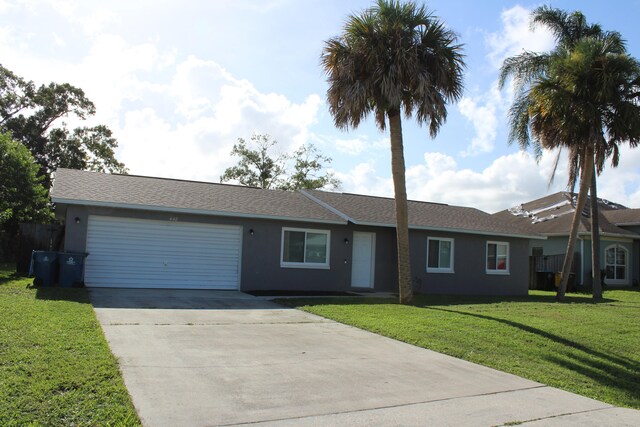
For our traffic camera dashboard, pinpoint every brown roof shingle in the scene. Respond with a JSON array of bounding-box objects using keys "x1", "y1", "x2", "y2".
[
  {"x1": 602, "y1": 209, "x2": 640, "y2": 226},
  {"x1": 304, "y1": 190, "x2": 541, "y2": 238},
  {"x1": 493, "y1": 192, "x2": 638, "y2": 238},
  {"x1": 50, "y1": 169, "x2": 346, "y2": 224}
]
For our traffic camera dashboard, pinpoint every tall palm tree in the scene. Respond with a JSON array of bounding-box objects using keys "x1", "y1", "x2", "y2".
[
  {"x1": 530, "y1": 7, "x2": 623, "y2": 301},
  {"x1": 321, "y1": 0, "x2": 464, "y2": 304},
  {"x1": 501, "y1": 7, "x2": 625, "y2": 301},
  {"x1": 500, "y1": 19, "x2": 640, "y2": 301}
]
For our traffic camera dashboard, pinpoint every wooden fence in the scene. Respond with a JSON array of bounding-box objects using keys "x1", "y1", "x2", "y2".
[{"x1": 14, "y1": 224, "x2": 65, "y2": 273}]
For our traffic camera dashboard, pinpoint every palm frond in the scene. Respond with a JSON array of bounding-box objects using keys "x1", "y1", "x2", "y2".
[{"x1": 321, "y1": 0, "x2": 465, "y2": 135}]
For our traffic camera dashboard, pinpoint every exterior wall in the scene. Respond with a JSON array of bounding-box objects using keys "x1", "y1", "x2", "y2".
[
  {"x1": 350, "y1": 225, "x2": 397, "y2": 292},
  {"x1": 409, "y1": 230, "x2": 529, "y2": 296},
  {"x1": 621, "y1": 226, "x2": 640, "y2": 287},
  {"x1": 61, "y1": 204, "x2": 530, "y2": 295},
  {"x1": 529, "y1": 236, "x2": 571, "y2": 256},
  {"x1": 525, "y1": 231, "x2": 637, "y2": 287},
  {"x1": 601, "y1": 238, "x2": 633, "y2": 287},
  {"x1": 579, "y1": 236, "x2": 634, "y2": 287},
  {"x1": 64, "y1": 205, "x2": 353, "y2": 292}
]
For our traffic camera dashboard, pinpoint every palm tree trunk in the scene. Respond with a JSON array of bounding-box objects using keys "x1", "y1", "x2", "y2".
[
  {"x1": 557, "y1": 147, "x2": 594, "y2": 301},
  {"x1": 388, "y1": 111, "x2": 413, "y2": 305},
  {"x1": 590, "y1": 162, "x2": 602, "y2": 301}
]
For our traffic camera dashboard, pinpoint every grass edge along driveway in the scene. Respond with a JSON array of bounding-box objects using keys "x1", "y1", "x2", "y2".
[
  {"x1": 0, "y1": 264, "x2": 140, "y2": 426},
  {"x1": 277, "y1": 289, "x2": 640, "y2": 410}
]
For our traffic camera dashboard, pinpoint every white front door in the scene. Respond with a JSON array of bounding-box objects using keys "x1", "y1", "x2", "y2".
[{"x1": 351, "y1": 232, "x2": 375, "y2": 288}]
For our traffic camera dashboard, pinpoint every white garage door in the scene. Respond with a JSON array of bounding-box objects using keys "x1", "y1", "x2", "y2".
[{"x1": 85, "y1": 216, "x2": 242, "y2": 289}]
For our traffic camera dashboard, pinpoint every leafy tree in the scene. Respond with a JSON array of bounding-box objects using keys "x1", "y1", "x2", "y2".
[
  {"x1": 282, "y1": 144, "x2": 340, "y2": 191},
  {"x1": 0, "y1": 132, "x2": 52, "y2": 231},
  {"x1": 220, "y1": 134, "x2": 287, "y2": 189},
  {"x1": 220, "y1": 134, "x2": 340, "y2": 191},
  {"x1": 500, "y1": 7, "x2": 640, "y2": 301},
  {"x1": 321, "y1": 0, "x2": 465, "y2": 304},
  {"x1": 0, "y1": 64, "x2": 126, "y2": 187}
]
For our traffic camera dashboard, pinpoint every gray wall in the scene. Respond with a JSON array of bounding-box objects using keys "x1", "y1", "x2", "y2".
[
  {"x1": 63, "y1": 205, "x2": 353, "y2": 292},
  {"x1": 61, "y1": 204, "x2": 530, "y2": 295},
  {"x1": 409, "y1": 230, "x2": 529, "y2": 296},
  {"x1": 529, "y1": 236, "x2": 572, "y2": 256},
  {"x1": 579, "y1": 236, "x2": 634, "y2": 287},
  {"x1": 628, "y1": 226, "x2": 640, "y2": 286}
]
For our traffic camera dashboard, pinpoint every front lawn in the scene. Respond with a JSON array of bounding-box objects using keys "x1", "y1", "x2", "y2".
[
  {"x1": 278, "y1": 289, "x2": 640, "y2": 409},
  {"x1": 0, "y1": 264, "x2": 140, "y2": 426}
]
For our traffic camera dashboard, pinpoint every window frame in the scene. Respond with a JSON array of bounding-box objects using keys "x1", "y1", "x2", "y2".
[
  {"x1": 486, "y1": 241, "x2": 510, "y2": 275},
  {"x1": 280, "y1": 227, "x2": 331, "y2": 269},
  {"x1": 426, "y1": 237, "x2": 455, "y2": 273},
  {"x1": 604, "y1": 244, "x2": 628, "y2": 285}
]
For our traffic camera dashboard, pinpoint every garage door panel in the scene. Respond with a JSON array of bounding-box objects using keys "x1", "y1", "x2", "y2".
[{"x1": 85, "y1": 216, "x2": 242, "y2": 289}]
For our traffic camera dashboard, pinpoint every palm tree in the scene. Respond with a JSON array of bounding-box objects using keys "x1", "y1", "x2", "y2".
[
  {"x1": 321, "y1": 0, "x2": 464, "y2": 304},
  {"x1": 530, "y1": 7, "x2": 621, "y2": 301},
  {"x1": 500, "y1": 13, "x2": 640, "y2": 300}
]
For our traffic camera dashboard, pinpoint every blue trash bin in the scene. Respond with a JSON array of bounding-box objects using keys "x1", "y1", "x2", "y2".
[
  {"x1": 31, "y1": 251, "x2": 59, "y2": 287},
  {"x1": 57, "y1": 252, "x2": 89, "y2": 288}
]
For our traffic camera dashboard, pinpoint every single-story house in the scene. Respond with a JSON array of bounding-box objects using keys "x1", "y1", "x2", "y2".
[
  {"x1": 493, "y1": 192, "x2": 640, "y2": 287},
  {"x1": 50, "y1": 168, "x2": 542, "y2": 295}
]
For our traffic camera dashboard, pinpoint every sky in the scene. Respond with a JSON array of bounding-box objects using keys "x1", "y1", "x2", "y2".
[{"x1": 1, "y1": 0, "x2": 639, "y2": 213}]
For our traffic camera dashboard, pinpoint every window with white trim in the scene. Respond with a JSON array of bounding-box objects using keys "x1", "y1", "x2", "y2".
[
  {"x1": 427, "y1": 237, "x2": 454, "y2": 273},
  {"x1": 486, "y1": 241, "x2": 509, "y2": 274},
  {"x1": 605, "y1": 244, "x2": 627, "y2": 284},
  {"x1": 281, "y1": 227, "x2": 330, "y2": 269}
]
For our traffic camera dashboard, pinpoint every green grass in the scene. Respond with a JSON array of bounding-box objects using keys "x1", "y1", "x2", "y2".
[
  {"x1": 277, "y1": 289, "x2": 640, "y2": 409},
  {"x1": 0, "y1": 263, "x2": 140, "y2": 426}
]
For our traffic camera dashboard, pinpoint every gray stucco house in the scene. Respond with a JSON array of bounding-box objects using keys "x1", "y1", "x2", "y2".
[
  {"x1": 494, "y1": 192, "x2": 640, "y2": 288},
  {"x1": 50, "y1": 168, "x2": 541, "y2": 295}
]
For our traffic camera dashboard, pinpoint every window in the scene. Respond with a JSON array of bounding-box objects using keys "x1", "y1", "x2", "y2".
[
  {"x1": 281, "y1": 227, "x2": 330, "y2": 269},
  {"x1": 487, "y1": 241, "x2": 509, "y2": 274},
  {"x1": 605, "y1": 244, "x2": 627, "y2": 284},
  {"x1": 427, "y1": 238, "x2": 454, "y2": 273}
]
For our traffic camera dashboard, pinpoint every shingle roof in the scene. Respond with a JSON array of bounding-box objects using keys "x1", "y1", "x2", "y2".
[
  {"x1": 50, "y1": 169, "x2": 346, "y2": 224},
  {"x1": 493, "y1": 192, "x2": 639, "y2": 238},
  {"x1": 602, "y1": 209, "x2": 640, "y2": 226},
  {"x1": 303, "y1": 190, "x2": 541, "y2": 238},
  {"x1": 50, "y1": 169, "x2": 545, "y2": 238}
]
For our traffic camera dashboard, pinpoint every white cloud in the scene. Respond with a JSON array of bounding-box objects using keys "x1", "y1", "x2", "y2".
[
  {"x1": 457, "y1": 5, "x2": 555, "y2": 157},
  {"x1": 324, "y1": 146, "x2": 640, "y2": 213},
  {"x1": 458, "y1": 89, "x2": 500, "y2": 156},
  {"x1": 0, "y1": 5, "x2": 323, "y2": 184},
  {"x1": 486, "y1": 5, "x2": 556, "y2": 69},
  {"x1": 47, "y1": 0, "x2": 119, "y2": 36},
  {"x1": 335, "y1": 137, "x2": 366, "y2": 155},
  {"x1": 404, "y1": 150, "x2": 569, "y2": 213},
  {"x1": 594, "y1": 145, "x2": 640, "y2": 208},
  {"x1": 111, "y1": 55, "x2": 323, "y2": 181},
  {"x1": 334, "y1": 161, "x2": 393, "y2": 197},
  {"x1": 332, "y1": 149, "x2": 571, "y2": 213}
]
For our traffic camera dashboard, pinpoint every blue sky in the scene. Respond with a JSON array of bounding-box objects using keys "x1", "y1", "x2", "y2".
[{"x1": 1, "y1": 0, "x2": 639, "y2": 212}]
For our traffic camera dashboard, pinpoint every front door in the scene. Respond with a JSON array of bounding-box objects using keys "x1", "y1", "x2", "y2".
[{"x1": 351, "y1": 232, "x2": 375, "y2": 288}]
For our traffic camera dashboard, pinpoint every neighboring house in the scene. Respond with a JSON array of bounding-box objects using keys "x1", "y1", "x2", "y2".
[
  {"x1": 50, "y1": 168, "x2": 541, "y2": 295},
  {"x1": 494, "y1": 192, "x2": 640, "y2": 287}
]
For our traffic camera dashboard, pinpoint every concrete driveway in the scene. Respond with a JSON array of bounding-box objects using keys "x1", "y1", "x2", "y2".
[{"x1": 90, "y1": 289, "x2": 640, "y2": 426}]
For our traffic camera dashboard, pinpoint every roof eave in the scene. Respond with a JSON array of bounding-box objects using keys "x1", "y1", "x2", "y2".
[
  {"x1": 352, "y1": 221, "x2": 544, "y2": 240},
  {"x1": 51, "y1": 198, "x2": 348, "y2": 225},
  {"x1": 542, "y1": 231, "x2": 640, "y2": 240}
]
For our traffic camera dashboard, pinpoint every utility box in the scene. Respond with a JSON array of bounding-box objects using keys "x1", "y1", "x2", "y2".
[{"x1": 57, "y1": 252, "x2": 89, "y2": 288}]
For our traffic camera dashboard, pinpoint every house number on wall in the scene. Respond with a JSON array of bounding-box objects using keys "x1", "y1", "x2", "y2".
[{"x1": 169, "y1": 217, "x2": 178, "y2": 222}]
